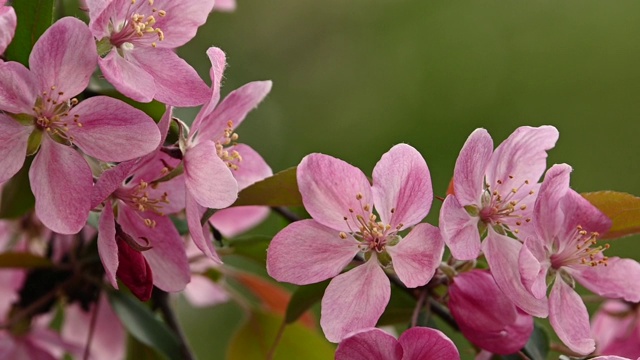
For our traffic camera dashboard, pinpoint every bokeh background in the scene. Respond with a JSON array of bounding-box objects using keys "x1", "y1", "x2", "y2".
[{"x1": 64, "y1": 0, "x2": 640, "y2": 358}]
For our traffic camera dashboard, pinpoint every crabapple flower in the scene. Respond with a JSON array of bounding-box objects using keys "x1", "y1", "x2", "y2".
[
  {"x1": 448, "y1": 269, "x2": 533, "y2": 355},
  {"x1": 267, "y1": 144, "x2": 444, "y2": 342},
  {"x1": 0, "y1": 17, "x2": 160, "y2": 234},
  {"x1": 335, "y1": 327, "x2": 460, "y2": 360},
  {"x1": 87, "y1": 0, "x2": 213, "y2": 106},
  {"x1": 592, "y1": 300, "x2": 640, "y2": 358},
  {"x1": 440, "y1": 126, "x2": 558, "y2": 260},
  {"x1": 0, "y1": 0, "x2": 16, "y2": 55},
  {"x1": 183, "y1": 47, "x2": 271, "y2": 263},
  {"x1": 213, "y1": 0, "x2": 236, "y2": 12},
  {"x1": 515, "y1": 164, "x2": 640, "y2": 355}
]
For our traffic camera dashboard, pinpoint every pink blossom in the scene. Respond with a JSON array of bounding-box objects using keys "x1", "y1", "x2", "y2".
[
  {"x1": 0, "y1": 17, "x2": 161, "y2": 234},
  {"x1": 335, "y1": 327, "x2": 460, "y2": 360},
  {"x1": 0, "y1": 0, "x2": 16, "y2": 55},
  {"x1": 212, "y1": 0, "x2": 236, "y2": 12},
  {"x1": 440, "y1": 126, "x2": 558, "y2": 260},
  {"x1": 448, "y1": 269, "x2": 533, "y2": 354},
  {"x1": 183, "y1": 47, "x2": 271, "y2": 263},
  {"x1": 87, "y1": 0, "x2": 213, "y2": 106},
  {"x1": 182, "y1": 238, "x2": 230, "y2": 307},
  {"x1": 592, "y1": 300, "x2": 640, "y2": 358},
  {"x1": 267, "y1": 144, "x2": 444, "y2": 342},
  {"x1": 514, "y1": 164, "x2": 640, "y2": 355}
]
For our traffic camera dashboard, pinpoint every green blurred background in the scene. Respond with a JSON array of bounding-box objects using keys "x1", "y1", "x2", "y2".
[{"x1": 63, "y1": 0, "x2": 640, "y2": 358}]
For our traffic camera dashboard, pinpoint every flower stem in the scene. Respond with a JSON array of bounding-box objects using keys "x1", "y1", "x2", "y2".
[{"x1": 152, "y1": 289, "x2": 195, "y2": 360}]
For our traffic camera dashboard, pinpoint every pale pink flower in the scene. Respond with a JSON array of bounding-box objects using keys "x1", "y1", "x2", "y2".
[
  {"x1": 267, "y1": 144, "x2": 444, "y2": 342},
  {"x1": 182, "y1": 239, "x2": 230, "y2": 307},
  {"x1": 0, "y1": 0, "x2": 16, "y2": 55},
  {"x1": 183, "y1": 47, "x2": 271, "y2": 263},
  {"x1": 440, "y1": 126, "x2": 558, "y2": 260},
  {"x1": 515, "y1": 164, "x2": 640, "y2": 355},
  {"x1": 87, "y1": 0, "x2": 213, "y2": 106},
  {"x1": 448, "y1": 269, "x2": 533, "y2": 355},
  {"x1": 0, "y1": 17, "x2": 161, "y2": 234},
  {"x1": 592, "y1": 300, "x2": 640, "y2": 358},
  {"x1": 213, "y1": 0, "x2": 236, "y2": 12},
  {"x1": 335, "y1": 327, "x2": 460, "y2": 360}
]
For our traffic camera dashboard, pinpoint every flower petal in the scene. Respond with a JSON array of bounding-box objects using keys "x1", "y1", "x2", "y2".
[
  {"x1": 29, "y1": 138, "x2": 92, "y2": 234},
  {"x1": 519, "y1": 236, "x2": 550, "y2": 299},
  {"x1": 335, "y1": 328, "x2": 402, "y2": 360},
  {"x1": 548, "y1": 276, "x2": 595, "y2": 355},
  {"x1": 68, "y1": 96, "x2": 160, "y2": 162},
  {"x1": 191, "y1": 47, "x2": 226, "y2": 133},
  {"x1": 29, "y1": 17, "x2": 96, "y2": 99},
  {"x1": 439, "y1": 195, "x2": 481, "y2": 261},
  {"x1": 99, "y1": 50, "x2": 155, "y2": 103},
  {"x1": 183, "y1": 274, "x2": 230, "y2": 308},
  {"x1": 267, "y1": 219, "x2": 360, "y2": 285},
  {"x1": 228, "y1": 144, "x2": 273, "y2": 190},
  {"x1": 130, "y1": 47, "x2": 209, "y2": 107},
  {"x1": 0, "y1": 115, "x2": 31, "y2": 182},
  {"x1": 399, "y1": 327, "x2": 461, "y2": 360},
  {"x1": 569, "y1": 257, "x2": 640, "y2": 302},
  {"x1": 210, "y1": 206, "x2": 270, "y2": 238},
  {"x1": 0, "y1": 61, "x2": 39, "y2": 114},
  {"x1": 151, "y1": 0, "x2": 216, "y2": 48},
  {"x1": 372, "y1": 144, "x2": 432, "y2": 229},
  {"x1": 297, "y1": 153, "x2": 373, "y2": 232},
  {"x1": 534, "y1": 164, "x2": 572, "y2": 243},
  {"x1": 97, "y1": 200, "x2": 118, "y2": 288},
  {"x1": 186, "y1": 192, "x2": 222, "y2": 263},
  {"x1": 453, "y1": 128, "x2": 493, "y2": 206},
  {"x1": 559, "y1": 189, "x2": 612, "y2": 240},
  {"x1": 91, "y1": 160, "x2": 138, "y2": 209},
  {"x1": 184, "y1": 140, "x2": 238, "y2": 209},
  {"x1": 320, "y1": 259, "x2": 390, "y2": 343},
  {"x1": 386, "y1": 223, "x2": 443, "y2": 288},
  {"x1": 0, "y1": 5, "x2": 16, "y2": 54}
]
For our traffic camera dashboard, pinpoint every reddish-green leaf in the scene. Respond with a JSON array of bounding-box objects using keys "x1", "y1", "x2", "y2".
[
  {"x1": 0, "y1": 252, "x2": 52, "y2": 269},
  {"x1": 582, "y1": 191, "x2": 640, "y2": 239},
  {"x1": 233, "y1": 167, "x2": 302, "y2": 207}
]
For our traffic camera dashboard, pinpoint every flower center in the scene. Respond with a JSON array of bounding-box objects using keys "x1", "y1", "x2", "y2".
[
  {"x1": 216, "y1": 120, "x2": 242, "y2": 171},
  {"x1": 118, "y1": 179, "x2": 170, "y2": 228},
  {"x1": 478, "y1": 175, "x2": 534, "y2": 235},
  {"x1": 109, "y1": 0, "x2": 167, "y2": 49},
  {"x1": 551, "y1": 225, "x2": 609, "y2": 269},
  {"x1": 32, "y1": 86, "x2": 82, "y2": 143}
]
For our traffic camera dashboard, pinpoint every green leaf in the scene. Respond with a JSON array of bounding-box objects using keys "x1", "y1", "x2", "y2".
[
  {"x1": 582, "y1": 191, "x2": 640, "y2": 239},
  {"x1": 0, "y1": 252, "x2": 52, "y2": 269},
  {"x1": 4, "y1": 0, "x2": 55, "y2": 65},
  {"x1": 284, "y1": 280, "x2": 330, "y2": 324},
  {"x1": 107, "y1": 291, "x2": 182, "y2": 360},
  {"x1": 233, "y1": 167, "x2": 302, "y2": 207},
  {"x1": 0, "y1": 157, "x2": 35, "y2": 219},
  {"x1": 377, "y1": 282, "x2": 416, "y2": 326},
  {"x1": 225, "y1": 235, "x2": 271, "y2": 264},
  {"x1": 227, "y1": 311, "x2": 334, "y2": 360},
  {"x1": 502, "y1": 323, "x2": 549, "y2": 360},
  {"x1": 126, "y1": 335, "x2": 167, "y2": 360}
]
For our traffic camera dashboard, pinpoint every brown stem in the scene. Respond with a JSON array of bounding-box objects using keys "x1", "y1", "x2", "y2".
[
  {"x1": 271, "y1": 206, "x2": 302, "y2": 223},
  {"x1": 153, "y1": 289, "x2": 195, "y2": 360}
]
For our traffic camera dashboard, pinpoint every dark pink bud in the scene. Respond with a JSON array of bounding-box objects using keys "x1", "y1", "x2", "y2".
[{"x1": 116, "y1": 233, "x2": 153, "y2": 301}]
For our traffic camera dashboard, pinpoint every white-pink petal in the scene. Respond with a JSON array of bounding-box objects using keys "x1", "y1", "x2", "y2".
[
  {"x1": 453, "y1": 128, "x2": 493, "y2": 206},
  {"x1": 439, "y1": 195, "x2": 481, "y2": 261},
  {"x1": 386, "y1": 223, "x2": 443, "y2": 288},
  {"x1": 97, "y1": 200, "x2": 118, "y2": 288},
  {"x1": 192, "y1": 47, "x2": 226, "y2": 132},
  {"x1": 0, "y1": 4, "x2": 16, "y2": 54},
  {"x1": 183, "y1": 274, "x2": 230, "y2": 307},
  {"x1": 335, "y1": 328, "x2": 402, "y2": 360},
  {"x1": 0, "y1": 61, "x2": 39, "y2": 114},
  {"x1": 0, "y1": 116, "x2": 31, "y2": 182},
  {"x1": 186, "y1": 192, "x2": 222, "y2": 263},
  {"x1": 548, "y1": 276, "x2": 595, "y2": 355},
  {"x1": 184, "y1": 140, "x2": 238, "y2": 209},
  {"x1": 534, "y1": 164, "x2": 572, "y2": 244},
  {"x1": 99, "y1": 50, "x2": 156, "y2": 103},
  {"x1": 210, "y1": 206, "x2": 270, "y2": 238},
  {"x1": 569, "y1": 257, "x2": 640, "y2": 302}
]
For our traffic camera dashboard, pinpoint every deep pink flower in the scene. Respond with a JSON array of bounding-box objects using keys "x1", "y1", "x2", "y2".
[
  {"x1": 267, "y1": 144, "x2": 444, "y2": 342},
  {"x1": 592, "y1": 300, "x2": 640, "y2": 358},
  {"x1": 0, "y1": 17, "x2": 161, "y2": 234},
  {"x1": 183, "y1": 47, "x2": 272, "y2": 263},
  {"x1": 440, "y1": 126, "x2": 558, "y2": 260},
  {"x1": 448, "y1": 269, "x2": 533, "y2": 354},
  {"x1": 514, "y1": 164, "x2": 640, "y2": 355},
  {"x1": 335, "y1": 327, "x2": 460, "y2": 360},
  {"x1": 0, "y1": 0, "x2": 16, "y2": 55},
  {"x1": 87, "y1": 0, "x2": 213, "y2": 106}
]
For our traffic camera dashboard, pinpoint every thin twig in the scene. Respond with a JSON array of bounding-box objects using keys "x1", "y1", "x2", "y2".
[
  {"x1": 271, "y1": 207, "x2": 301, "y2": 223},
  {"x1": 410, "y1": 288, "x2": 428, "y2": 328},
  {"x1": 153, "y1": 289, "x2": 195, "y2": 360}
]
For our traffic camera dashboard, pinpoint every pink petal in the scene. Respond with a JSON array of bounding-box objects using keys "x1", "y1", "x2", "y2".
[
  {"x1": 386, "y1": 223, "x2": 443, "y2": 288},
  {"x1": 118, "y1": 206, "x2": 190, "y2": 292},
  {"x1": 518, "y1": 236, "x2": 550, "y2": 299},
  {"x1": 0, "y1": 61, "x2": 39, "y2": 114},
  {"x1": 372, "y1": 144, "x2": 432, "y2": 229},
  {"x1": 229, "y1": 144, "x2": 273, "y2": 190},
  {"x1": 29, "y1": 17, "x2": 96, "y2": 99},
  {"x1": 297, "y1": 153, "x2": 373, "y2": 232},
  {"x1": 184, "y1": 140, "x2": 238, "y2": 209},
  {"x1": 569, "y1": 257, "x2": 640, "y2": 302},
  {"x1": 548, "y1": 276, "x2": 595, "y2": 355},
  {"x1": 130, "y1": 47, "x2": 209, "y2": 107},
  {"x1": 486, "y1": 126, "x2": 559, "y2": 189},
  {"x1": 559, "y1": 189, "x2": 612, "y2": 241},
  {"x1": 399, "y1": 327, "x2": 461, "y2": 360},
  {"x1": 68, "y1": 96, "x2": 160, "y2": 161},
  {"x1": 335, "y1": 328, "x2": 402, "y2": 360},
  {"x1": 212, "y1": 0, "x2": 236, "y2": 12},
  {"x1": 186, "y1": 192, "x2": 222, "y2": 263},
  {"x1": 151, "y1": 0, "x2": 216, "y2": 48},
  {"x1": 266, "y1": 219, "x2": 360, "y2": 285},
  {"x1": 321, "y1": 259, "x2": 390, "y2": 343},
  {"x1": 0, "y1": 115, "x2": 31, "y2": 182},
  {"x1": 97, "y1": 200, "x2": 118, "y2": 288},
  {"x1": 534, "y1": 164, "x2": 572, "y2": 243},
  {"x1": 99, "y1": 50, "x2": 155, "y2": 103},
  {"x1": 191, "y1": 81, "x2": 272, "y2": 144},
  {"x1": 439, "y1": 195, "x2": 481, "y2": 261},
  {"x1": 91, "y1": 160, "x2": 138, "y2": 209},
  {"x1": 453, "y1": 128, "x2": 493, "y2": 206},
  {"x1": 0, "y1": 5, "x2": 16, "y2": 54},
  {"x1": 29, "y1": 138, "x2": 92, "y2": 234},
  {"x1": 191, "y1": 47, "x2": 226, "y2": 133},
  {"x1": 210, "y1": 206, "x2": 270, "y2": 238},
  {"x1": 483, "y1": 232, "x2": 548, "y2": 317},
  {"x1": 183, "y1": 274, "x2": 230, "y2": 307}
]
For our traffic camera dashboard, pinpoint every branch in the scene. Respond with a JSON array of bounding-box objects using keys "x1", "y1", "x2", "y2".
[{"x1": 152, "y1": 289, "x2": 195, "y2": 360}]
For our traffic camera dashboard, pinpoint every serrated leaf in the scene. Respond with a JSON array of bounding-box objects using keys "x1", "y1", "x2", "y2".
[
  {"x1": 284, "y1": 280, "x2": 329, "y2": 325},
  {"x1": 233, "y1": 167, "x2": 302, "y2": 207},
  {"x1": 107, "y1": 291, "x2": 182, "y2": 360},
  {"x1": 227, "y1": 311, "x2": 333, "y2": 360},
  {"x1": 4, "y1": 0, "x2": 55, "y2": 66},
  {"x1": 0, "y1": 157, "x2": 35, "y2": 219},
  {"x1": 582, "y1": 191, "x2": 640, "y2": 239},
  {"x1": 225, "y1": 235, "x2": 271, "y2": 264},
  {"x1": 0, "y1": 252, "x2": 52, "y2": 268}
]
